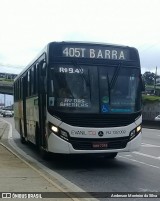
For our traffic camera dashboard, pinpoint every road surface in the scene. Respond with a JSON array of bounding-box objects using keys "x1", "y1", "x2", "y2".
[{"x1": 3, "y1": 118, "x2": 160, "y2": 200}]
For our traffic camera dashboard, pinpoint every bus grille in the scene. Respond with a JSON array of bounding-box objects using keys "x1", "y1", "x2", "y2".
[
  {"x1": 69, "y1": 137, "x2": 129, "y2": 150},
  {"x1": 58, "y1": 113, "x2": 140, "y2": 128}
]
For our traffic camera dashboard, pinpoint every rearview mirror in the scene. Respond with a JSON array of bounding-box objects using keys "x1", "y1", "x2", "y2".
[{"x1": 41, "y1": 62, "x2": 47, "y2": 76}]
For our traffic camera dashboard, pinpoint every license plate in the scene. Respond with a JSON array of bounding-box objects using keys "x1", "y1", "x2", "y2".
[{"x1": 92, "y1": 142, "x2": 108, "y2": 148}]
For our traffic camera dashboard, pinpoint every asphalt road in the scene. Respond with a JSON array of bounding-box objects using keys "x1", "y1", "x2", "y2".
[{"x1": 3, "y1": 118, "x2": 160, "y2": 200}]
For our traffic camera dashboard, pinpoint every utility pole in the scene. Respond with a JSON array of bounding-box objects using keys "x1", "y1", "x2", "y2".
[{"x1": 154, "y1": 66, "x2": 157, "y2": 95}]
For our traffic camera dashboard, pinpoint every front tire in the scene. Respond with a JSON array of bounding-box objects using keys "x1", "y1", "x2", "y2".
[{"x1": 39, "y1": 147, "x2": 50, "y2": 160}]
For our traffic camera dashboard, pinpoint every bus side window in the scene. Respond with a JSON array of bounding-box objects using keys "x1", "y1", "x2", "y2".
[
  {"x1": 35, "y1": 63, "x2": 39, "y2": 94},
  {"x1": 31, "y1": 66, "x2": 34, "y2": 96},
  {"x1": 21, "y1": 77, "x2": 23, "y2": 99},
  {"x1": 33, "y1": 64, "x2": 37, "y2": 94},
  {"x1": 29, "y1": 69, "x2": 32, "y2": 96},
  {"x1": 14, "y1": 82, "x2": 17, "y2": 101},
  {"x1": 23, "y1": 74, "x2": 27, "y2": 97},
  {"x1": 20, "y1": 78, "x2": 22, "y2": 100},
  {"x1": 25, "y1": 72, "x2": 28, "y2": 97}
]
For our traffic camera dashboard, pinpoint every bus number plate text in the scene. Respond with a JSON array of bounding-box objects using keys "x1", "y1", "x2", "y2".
[{"x1": 92, "y1": 142, "x2": 108, "y2": 149}]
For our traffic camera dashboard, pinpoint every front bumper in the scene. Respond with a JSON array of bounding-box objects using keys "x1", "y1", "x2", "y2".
[{"x1": 48, "y1": 131, "x2": 142, "y2": 154}]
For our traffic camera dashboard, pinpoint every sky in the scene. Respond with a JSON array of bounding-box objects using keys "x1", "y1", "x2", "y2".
[
  {"x1": 1, "y1": 0, "x2": 160, "y2": 106},
  {"x1": 0, "y1": 0, "x2": 160, "y2": 75}
]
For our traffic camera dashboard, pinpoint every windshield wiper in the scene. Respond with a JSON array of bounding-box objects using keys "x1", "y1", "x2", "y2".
[
  {"x1": 106, "y1": 73, "x2": 111, "y2": 105},
  {"x1": 72, "y1": 61, "x2": 90, "y2": 87},
  {"x1": 110, "y1": 62, "x2": 122, "y2": 90},
  {"x1": 72, "y1": 61, "x2": 91, "y2": 100}
]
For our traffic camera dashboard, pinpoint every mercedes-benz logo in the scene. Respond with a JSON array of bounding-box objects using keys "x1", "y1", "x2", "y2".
[{"x1": 98, "y1": 131, "x2": 104, "y2": 137}]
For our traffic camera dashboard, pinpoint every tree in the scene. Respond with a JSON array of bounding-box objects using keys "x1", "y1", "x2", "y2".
[{"x1": 142, "y1": 71, "x2": 156, "y2": 85}]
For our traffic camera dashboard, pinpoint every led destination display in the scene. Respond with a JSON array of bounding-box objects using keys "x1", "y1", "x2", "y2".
[{"x1": 62, "y1": 45, "x2": 130, "y2": 60}]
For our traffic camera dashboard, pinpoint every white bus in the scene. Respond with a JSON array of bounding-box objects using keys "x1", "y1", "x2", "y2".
[{"x1": 14, "y1": 41, "x2": 143, "y2": 159}]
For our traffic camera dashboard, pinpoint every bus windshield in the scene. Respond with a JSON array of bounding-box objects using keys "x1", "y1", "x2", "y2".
[{"x1": 48, "y1": 64, "x2": 141, "y2": 114}]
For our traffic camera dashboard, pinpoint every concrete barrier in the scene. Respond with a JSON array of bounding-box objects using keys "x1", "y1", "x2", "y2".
[
  {"x1": 142, "y1": 120, "x2": 160, "y2": 129},
  {"x1": 0, "y1": 120, "x2": 7, "y2": 139}
]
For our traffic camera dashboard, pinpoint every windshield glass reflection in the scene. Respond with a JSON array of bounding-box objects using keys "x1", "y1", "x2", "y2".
[
  {"x1": 99, "y1": 67, "x2": 141, "y2": 113},
  {"x1": 49, "y1": 65, "x2": 92, "y2": 113},
  {"x1": 48, "y1": 65, "x2": 141, "y2": 114}
]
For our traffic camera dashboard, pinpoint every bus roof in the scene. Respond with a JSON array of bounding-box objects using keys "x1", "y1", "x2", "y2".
[
  {"x1": 14, "y1": 41, "x2": 138, "y2": 82},
  {"x1": 50, "y1": 41, "x2": 133, "y2": 49}
]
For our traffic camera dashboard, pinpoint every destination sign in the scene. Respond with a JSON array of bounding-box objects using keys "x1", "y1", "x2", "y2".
[{"x1": 62, "y1": 46, "x2": 129, "y2": 60}]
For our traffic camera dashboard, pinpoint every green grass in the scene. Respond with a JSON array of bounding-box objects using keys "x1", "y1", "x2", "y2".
[
  {"x1": 142, "y1": 94, "x2": 160, "y2": 103},
  {"x1": 0, "y1": 78, "x2": 14, "y2": 83},
  {"x1": 145, "y1": 85, "x2": 160, "y2": 89}
]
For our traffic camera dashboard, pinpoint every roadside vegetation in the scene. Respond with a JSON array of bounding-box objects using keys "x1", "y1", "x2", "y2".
[
  {"x1": 142, "y1": 94, "x2": 160, "y2": 104},
  {"x1": 0, "y1": 78, "x2": 14, "y2": 85}
]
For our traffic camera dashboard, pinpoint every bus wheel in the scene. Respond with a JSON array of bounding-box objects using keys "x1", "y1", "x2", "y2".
[
  {"x1": 104, "y1": 153, "x2": 118, "y2": 159},
  {"x1": 35, "y1": 125, "x2": 49, "y2": 160},
  {"x1": 35, "y1": 124, "x2": 40, "y2": 150},
  {"x1": 20, "y1": 121, "x2": 26, "y2": 144},
  {"x1": 39, "y1": 147, "x2": 49, "y2": 160},
  {"x1": 20, "y1": 135, "x2": 26, "y2": 144},
  {"x1": 20, "y1": 134, "x2": 26, "y2": 144}
]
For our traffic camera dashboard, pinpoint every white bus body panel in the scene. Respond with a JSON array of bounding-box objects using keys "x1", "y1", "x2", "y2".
[
  {"x1": 47, "y1": 114, "x2": 142, "y2": 154},
  {"x1": 48, "y1": 132, "x2": 141, "y2": 154}
]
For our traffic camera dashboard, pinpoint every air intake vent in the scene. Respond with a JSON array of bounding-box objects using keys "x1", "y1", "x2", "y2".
[
  {"x1": 56, "y1": 113, "x2": 140, "y2": 128},
  {"x1": 69, "y1": 137, "x2": 129, "y2": 150}
]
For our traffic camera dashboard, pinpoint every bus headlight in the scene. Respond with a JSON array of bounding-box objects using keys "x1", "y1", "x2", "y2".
[
  {"x1": 50, "y1": 125, "x2": 59, "y2": 133},
  {"x1": 48, "y1": 122, "x2": 69, "y2": 141},
  {"x1": 129, "y1": 125, "x2": 142, "y2": 141}
]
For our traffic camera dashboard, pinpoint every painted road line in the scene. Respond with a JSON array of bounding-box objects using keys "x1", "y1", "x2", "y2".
[
  {"x1": 141, "y1": 143, "x2": 160, "y2": 148},
  {"x1": 133, "y1": 151, "x2": 160, "y2": 160},
  {"x1": 122, "y1": 154, "x2": 132, "y2": 157},
  {"x1": 118, "y1": 155, "x2": 160, "y2": 170}
]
